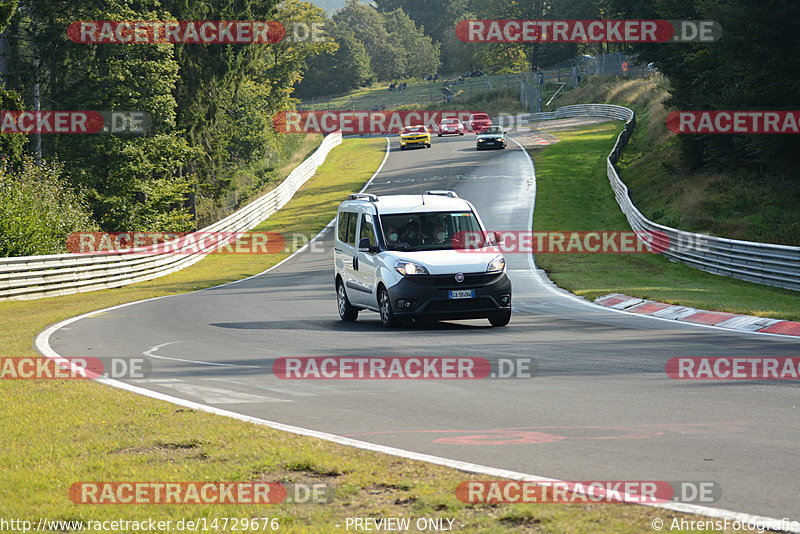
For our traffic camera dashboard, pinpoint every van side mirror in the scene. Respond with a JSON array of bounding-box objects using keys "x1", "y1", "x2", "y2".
[{"x1": 358, "y1": 238, "x2": 379, "y2": 253}]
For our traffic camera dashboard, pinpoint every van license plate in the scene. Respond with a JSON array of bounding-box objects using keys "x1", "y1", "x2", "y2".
[{"x1": 449, "y1": 290, "x2": 474, "y2": 299}]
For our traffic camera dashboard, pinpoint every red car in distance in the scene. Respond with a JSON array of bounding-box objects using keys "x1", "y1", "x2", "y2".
[
  {"x1": 437, "y1": 118, "x2": 465, "y2": 136},
  {"x1": 468, "y1": 112, "x2": 492, "y2": 133}
]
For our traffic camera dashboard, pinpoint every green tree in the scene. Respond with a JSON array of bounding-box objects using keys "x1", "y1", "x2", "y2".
[
  {"x1": 264, "y1": 0, "x2": 337, "y2": 104},
  {"x1": 382, "y1": 8, "x2": 440, "y2": 79},
  {"x1": 0, "y1": 0, "x2": 26, "y2": 164},
  {"x1": 374, "y1": 0, "x2": 472, "y2": 75},
  {"x1": 7, "y1": 0, "x2": 336, "y2": 232},
  {"x1": 467, "y1": 0, "x2": 596, "y2": 71},
  {"x1": 332, "y1": 0, "x2": 402, "y2": 81},
  {"x1": 161, "y1": 0, "x2": 283, "y2": 199},
  {"x1": 609, "y1": 0, "x2": 800, "y2": 176},
  {"x1": 332, "y1": 0, "x2": 440, "y2": 81},
  {"x1": 11, "y1": 0, "x2": 198, "y2": 231},
  {"x1": 297, "y1": 20, "x2": 373, "y2": 97},
  {"x1": 374, "y1": 0, "x2": 464, "y2": 43},
  {"x1": 439, "y1": 9, "x2": 481, "y2": 74}
]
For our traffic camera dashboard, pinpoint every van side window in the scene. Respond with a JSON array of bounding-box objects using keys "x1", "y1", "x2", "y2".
[
  {"x1": 337, "y1": 212, "x2": 350, "y2": 243},
  {"x1": 359, "y1": 214, "x2": 376, "y2": 248},
  {"x1": 345, "y1": 211, "x2": 358, "y2": 246}
]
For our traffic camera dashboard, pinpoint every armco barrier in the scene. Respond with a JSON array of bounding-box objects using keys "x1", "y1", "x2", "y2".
[
  {"x1": 528, "y1": 104, "x2": 800, "y2": 291},
  {"x1": 0, "y1": 131, "x2": 343, "y2": 301}
]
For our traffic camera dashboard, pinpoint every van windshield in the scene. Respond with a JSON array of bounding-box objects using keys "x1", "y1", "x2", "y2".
[{"x1": 380, "y1": 211, "x2": 482, "y2": 251}]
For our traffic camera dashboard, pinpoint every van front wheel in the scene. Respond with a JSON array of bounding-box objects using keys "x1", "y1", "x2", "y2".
[
  {"x1": 379, "y1": 287, "x2": 400, "y2": 328},
  {"x1": 337, "y1": 281, "x2": 359, "y2": 321},
  {"x1": 488, "y1": 310, "x2": 511, "y2": 327}
]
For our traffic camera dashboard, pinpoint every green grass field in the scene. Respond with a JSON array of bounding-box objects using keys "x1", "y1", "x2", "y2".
[{"x1": 532, "y1": 122, "x2": 800, "y2": 320}]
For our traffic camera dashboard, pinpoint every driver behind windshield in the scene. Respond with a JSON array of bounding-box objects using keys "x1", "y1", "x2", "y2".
[
  {"x1": 403, "y1": 222, "x2": 421, "y2": 246},
  {"x1": 385, "y1": 225, "x2": 407, "y2": 247},
  {"x1": 431, "y1": 224, "x2": 447, "y2": 244}
]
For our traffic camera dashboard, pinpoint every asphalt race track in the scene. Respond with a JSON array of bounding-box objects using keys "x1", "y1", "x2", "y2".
[{"x1": 47, "y1": 133, "x2": 800, "y2": 522}]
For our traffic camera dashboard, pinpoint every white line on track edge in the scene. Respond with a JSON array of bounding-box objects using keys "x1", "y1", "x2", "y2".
[{"x1": 36, "y1": 135, "x2": 798, "y2": 531}]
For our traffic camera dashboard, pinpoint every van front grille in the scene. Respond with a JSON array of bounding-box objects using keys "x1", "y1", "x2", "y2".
[{"x1": 426, "y1": 297, "x2": 495, "y2": 311}]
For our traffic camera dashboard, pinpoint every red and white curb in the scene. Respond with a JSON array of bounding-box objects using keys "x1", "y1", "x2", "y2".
[
  {"x1": 515, "y1": 130, "x2": 560, "y2": 146},
  {"x1": 596, "y1": 294, "x2": 800, "y2": 336}
]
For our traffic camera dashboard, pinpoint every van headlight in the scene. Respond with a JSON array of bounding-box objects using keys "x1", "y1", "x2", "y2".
[
  {"x1": 395, "y1": 261, "x2": 429, "y2": 276},
  {"x1": 486, "y1": 255, "x2": 505, "y2": 273}
]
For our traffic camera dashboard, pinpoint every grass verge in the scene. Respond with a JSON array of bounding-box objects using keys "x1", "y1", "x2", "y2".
[
  {"x1": 532, "y1": 122, "x2": 800, "y2": 321},
  {"x1": 1, "y1": 135, "x2": 750, "y2": 533}
]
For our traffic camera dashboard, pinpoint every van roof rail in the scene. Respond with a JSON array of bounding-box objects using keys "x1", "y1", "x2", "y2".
[
  {"x1": 347, "y1": 193, "x2": 378, "y2": 202},
  {"x1": 423, "y1": 190, "x2": 459, "y2": 198}
]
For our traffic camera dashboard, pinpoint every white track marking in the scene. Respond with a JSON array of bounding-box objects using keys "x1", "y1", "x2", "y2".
[{"x1": 143, "y1": 341, "x2": 261, "y2": 368}]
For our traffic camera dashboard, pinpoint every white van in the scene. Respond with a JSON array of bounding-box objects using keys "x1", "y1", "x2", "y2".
[{"x1": 334, "y1": 191, "x2": 512, "y2": 327}]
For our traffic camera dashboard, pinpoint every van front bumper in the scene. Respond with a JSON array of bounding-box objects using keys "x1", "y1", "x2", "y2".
[{"x1": 386, "y1": 271, "x2": 511, "y2": 320}]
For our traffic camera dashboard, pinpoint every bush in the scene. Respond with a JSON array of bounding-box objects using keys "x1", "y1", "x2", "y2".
[{"x1": 0, "y1": 157, "x2": 98, "y2": 257}]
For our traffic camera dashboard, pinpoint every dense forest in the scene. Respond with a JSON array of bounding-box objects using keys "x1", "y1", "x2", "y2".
[
  {"x1": 301, "y1": 0, "x2": 800, "y2": 178},
  {"x1": 0, "y1": 0, "x2": 332, "y2": 255},
  {"x1": 0, "y1": 0, "x2": 796, "y2": 256}
]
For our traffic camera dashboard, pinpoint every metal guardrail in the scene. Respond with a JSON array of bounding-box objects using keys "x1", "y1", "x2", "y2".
[
  {"x1": 528, "y1": 104, "x2": 800, "y2": 292},
  {"x1": 0, "y1": 131, "x2": 344, "y2": 301}
]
